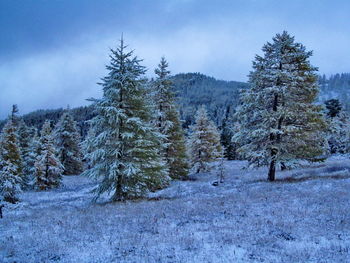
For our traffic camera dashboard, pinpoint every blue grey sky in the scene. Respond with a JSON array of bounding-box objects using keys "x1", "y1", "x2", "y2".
[{"x1": 0, "y1": 0, "x2": 349, "y2": 118}]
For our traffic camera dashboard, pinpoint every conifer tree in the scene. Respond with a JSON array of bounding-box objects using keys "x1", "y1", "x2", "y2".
[
  {"x1": 10, "y1": 104, "x2": 20, "y2": 127},
  {"x1": 54, "y1": 110, "x2": 83, "y2": 175},
  {"x1": 0, "y1": 119, "x2": 23, "y2": 203},
  {"x1": 325, "y1": 99, "x2": 342, "y2": 118},
  {"x1": 82, "y1": 127, "x2": 95, "y2": 169},
  {"x1": 189, "y1": 106, "x2": 223, "y2": 173},
  {"x1": 83, "y1": 39, "x2": 169, "y2": 201},
  {"x1": 220, "y1": 106, "x2": 238, "y2": 160},
  {"x1": 27, "y1": 127, "x2": 40, "y2": 186},
  {"x1": 153, "y1": 57, "x2": 189, "y2": 180},
  {"x1": 325, "y1": 99, "x2": 350, "y2": 154},
  {"x1": 35, "y1": 121, "x2": 63, "y2": 190},
  {"x1": 17, "y1": 120, "x2": 38, "y2": 187},
  {"x1": 234, "y1": 31, "x2": 327, "y2": 181}
]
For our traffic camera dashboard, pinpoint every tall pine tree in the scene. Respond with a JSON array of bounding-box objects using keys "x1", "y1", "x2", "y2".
[
  {"x1": 35, "y1": 121, "x2": 63, "y2": 190},
  {"x1": 54, "y1": 110, "x2": 84, "y2": 175},
  {"x1": 0, "y1": 119, "x2": 23, "y2": 203},
  {"x1": 220, "y1": 105, "x2": 238, "y2": 160},
  {"x1": 189, "y1": 106, "x2": 223, "y2": 173},
  {"x1": 83, "y1": 39, "x2": 169, "y2": 201},
  {"x1": 234, "y1": 31, "x2": 327, "y2": 181},
  {"x1": 153, "y1": 57, "x2": 189, "y2": 180},
  {"x1": 17, "y1": 120, "x2": 38, "y2": 188}
]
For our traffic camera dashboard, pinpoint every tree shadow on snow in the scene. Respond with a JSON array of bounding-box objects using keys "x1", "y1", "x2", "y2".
[
  {"x1": 251, "y1": 166, "x2": 350, "y2": 184},
  {"x1": 274, "y1": 173, "x2": 350, "y2": 184}
]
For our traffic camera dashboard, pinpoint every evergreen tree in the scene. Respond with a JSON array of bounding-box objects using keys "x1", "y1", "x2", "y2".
[
  {"x1": 325, "y1": 99, "x2": 342, "y2": 118},
  {"x1": 35, "y1": 121, "x2": 63, "y2": 190},
  {"x1": 17, "y1": 120, "x2": 38, "y2": 188},
  {"x1": 153, "y1": 57, "x2": 189, "y2": 180},
  {"x1": 189, "y1": 106, "x2": 223, "y2": 173},
  {"x1": 82, "y1": 127, "x2": 95, "y2": 170},
  {"x1": 325, "y1": 99, "x2": 350, "y2": 154},
  {"x1": 83, "y1": 39, "x2": 169, "y2": 201},
  {"x1": 0, "y1": 119, "x2": 23, "y2": 203},
  {"x1": 54, "y1": 110, "x2": 83, "y2": 175},
  {"x1": 220, "y1": 106, "x2": 238, "y2": 160},
  {"x1": 10, "y1": 104, "x2": 20, "y2": 127},
  {"x1": 234, "y1": 31, "x2": 327, "y2": 181},
  {"x1": 27, "y1": 127, "x2": 40, "y2": 186}
]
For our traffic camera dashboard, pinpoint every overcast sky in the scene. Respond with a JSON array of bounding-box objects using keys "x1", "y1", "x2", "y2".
[{"x1": 1, "y1": 0, "x2": 349, "y2": 118}]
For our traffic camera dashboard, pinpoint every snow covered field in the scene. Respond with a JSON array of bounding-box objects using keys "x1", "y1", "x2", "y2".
[{"x1": 1, "y1": 158, "x2": 349, "y2": 263}]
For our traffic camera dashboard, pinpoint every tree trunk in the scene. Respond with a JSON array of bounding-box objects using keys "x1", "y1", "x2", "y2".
[{"x1": 268, "y1": 159, "x2": 276, "y2": 181}]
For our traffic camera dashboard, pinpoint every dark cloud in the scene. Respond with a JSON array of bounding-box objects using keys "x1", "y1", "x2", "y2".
[{"x1": 1, "y1": 0, "x2": 350, "y2": 118}]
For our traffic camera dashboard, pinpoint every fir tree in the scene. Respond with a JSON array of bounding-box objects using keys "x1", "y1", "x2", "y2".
[
  {"x1": 234, "y1": 31, "x2": 327, "y2": 181},
  {"x1": 325, "y1": 99, "x2": 342, "y2": 118},
  {"x1": 220, "y1": 106, "x2": 238, "y2": 160},
  {"x1": 17, "y1": 120, "x2": 38, "y2": 188},
  {"x1": 35, "y1": 121, "x2": 63, "y2": 190},
  {"x1": 83, "y1": 39, "x2": 169, "y2": 201},
  {"x1": 153, "y1": 57, "x2": 189, "y2": 180},
  {"x1": 54, "y1": 110, "x2": 83, "y2": 175},
  {"x1": 82, "y1": 127, "x2": 95, "y2": 170},
  {"x1": 10, "y1": 104, "x2": 20, "y2": 127},
  {"x1": 325, "y1": 99, "x2": 350, "y2": 154},
  {"x1": 189, "y1": 106, "x2": 223, "y2": 173},
  {"x1": 0, "y1": 119, "x2": 23, "y2": 203}
]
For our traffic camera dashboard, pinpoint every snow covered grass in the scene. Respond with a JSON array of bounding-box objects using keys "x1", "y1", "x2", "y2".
[{"x1": 1, "y1": 157, "x2": 350, "y2": 262}]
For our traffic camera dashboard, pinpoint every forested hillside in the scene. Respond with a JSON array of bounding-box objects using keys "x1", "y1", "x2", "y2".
[
  {"x1": 0, "y1": 73, "x2": 248, "y2": 136},
  {"x1": 319, "y1": 73, "x2": 350, "y2": 111},
  {"x1": 1, "y1": 72, "x2": 349, "y2": 138},
  {"x1": 171, "y1": 73, "x2": 248, "y2": 128}
]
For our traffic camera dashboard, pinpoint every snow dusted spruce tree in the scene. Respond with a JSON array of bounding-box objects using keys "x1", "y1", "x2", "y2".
[
  {"x1": 153, "y1": 57, "x2": 189, "y2": 180},
  {"x1": 234, "y1": 31, "x2": 327, "y2": 181},
  {"x1": 35, "y1": 121, "x2": 63, "y2": 190},
  {"x1": 324, "y1": 99, "x2": 350, "y2": 154},
  {"x1": 220, "y1": 106, "x2": 238, "y2": 160},
  {"x1": 17, "y1": 120, "x2": 38, "y2": 188},
  {"x1": 189, "y1": 106, "x2": 223, "y2": 173},
  {"x1": 54, "y1": 110, "x2": 83, "y2": 175},
  {"x1": 83, "y1": 39, "x2": 169, "y2": 201},
  {"x1": 0, "y1": 119, "x2": 23, "y2": 203}
]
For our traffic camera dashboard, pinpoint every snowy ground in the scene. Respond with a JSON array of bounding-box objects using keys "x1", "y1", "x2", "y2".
[{"x1": 1, "y1": 157, "x2": 350, "y2": 263}]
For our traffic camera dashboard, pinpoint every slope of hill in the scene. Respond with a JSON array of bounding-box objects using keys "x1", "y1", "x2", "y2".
[
  {"x1": 1, "y1": 158, "x2": 349, "y2": 262},
  {"x1": 319, "y1": 73, "x2": 350, "y2": 111},
  {"x1": 0, "y1": 73, "x2": 248, "y2": 135},
  {"x1": 171, "y1": 73, "x2": 248, "y2": 128}
]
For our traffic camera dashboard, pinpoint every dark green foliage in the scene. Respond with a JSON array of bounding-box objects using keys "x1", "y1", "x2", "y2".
[{"x1": 325, "y1": 99, "x2": 342, "y2": 118}]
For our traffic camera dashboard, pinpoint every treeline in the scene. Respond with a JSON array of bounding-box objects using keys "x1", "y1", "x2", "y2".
[
  {"x1": 0, "y1": 106, "x2": 84, "y2": 203},
  {"x1": 1, "y1": 31, "x2": 350, "y2": 203},
  {"x1": 1, "y1": 73, "x2": 349, "y2": 139},
  {"x1": 0, "y1": 74, "x2": 247, "y2": 137},
  {"x1": 0, "y1": 42, "x2": 224, "y2": 203},
  {"x1": 319, "y1": 73, "x2": 350, "y2": 112}
]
